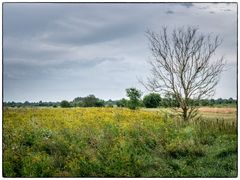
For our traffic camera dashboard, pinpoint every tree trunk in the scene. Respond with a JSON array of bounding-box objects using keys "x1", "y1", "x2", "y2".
[{"x1": 182, "y1": 107, "x2": 188, "y2": 121}]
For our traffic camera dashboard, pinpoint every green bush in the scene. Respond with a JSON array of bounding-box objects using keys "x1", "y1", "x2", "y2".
[
  {"x1": 143, "y1": 93, "x2": 161, "y2": 108},
  {"x1": 60, "y1": 100, "x2": 70, "y2": 108}
]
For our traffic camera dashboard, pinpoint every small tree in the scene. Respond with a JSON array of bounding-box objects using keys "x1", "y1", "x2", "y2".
[
  {"x1": 143, "y1": 93, "x2": 161, "y2": 108},
  {"x1": 116, "y1": 98, "x2": 128, "y2": 107},
  {"x1": 60, "y1": 100, "x2": 70, "y2": 108},
  {"x1": 82, "y1": 95, "x2": 99, "y2": 107},
  {"x1": 142, "y1": 26, "x2": 225, "y2": 121},
  {"x1": 126, "y1": 88, "x2": 142, "y2": 110},
  {"x1": 95, "y1": 100, "x2": 105, "y2": 107}
]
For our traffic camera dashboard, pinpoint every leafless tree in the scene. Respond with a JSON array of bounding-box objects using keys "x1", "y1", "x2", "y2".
[{"x1": 141, "y1": 26, "x2": 225, "y2": 121}]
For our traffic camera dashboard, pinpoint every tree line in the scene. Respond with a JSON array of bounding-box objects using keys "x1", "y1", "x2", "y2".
[{"x1": 3, "y1": 89, "x2": 236, "y2": 109}]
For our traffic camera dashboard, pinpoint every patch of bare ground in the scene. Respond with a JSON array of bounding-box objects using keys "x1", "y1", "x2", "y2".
[{"x1": 198, "y1": 107, "x2": 236, "y2": 114}]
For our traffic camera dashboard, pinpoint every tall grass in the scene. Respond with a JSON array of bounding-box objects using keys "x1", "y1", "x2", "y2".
[{"x1": 3, "y1": 107, "x2": 237, "y2": 177}]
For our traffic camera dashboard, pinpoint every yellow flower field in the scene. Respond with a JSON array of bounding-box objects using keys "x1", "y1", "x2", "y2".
[{"x1": 3, "y1": 107, "x2": 237, "y2": 177}]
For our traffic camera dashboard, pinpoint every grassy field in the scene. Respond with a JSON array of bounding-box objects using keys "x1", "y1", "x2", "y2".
[
  {"x1": 142, "y1": 106, "x2": 236, "y2": 123},
  {"x1": 3, "y1": 107, "x2": 237, "y2": 177}
]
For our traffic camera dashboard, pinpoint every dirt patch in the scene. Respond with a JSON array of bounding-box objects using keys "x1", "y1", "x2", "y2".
[{"x1": 198, "y1": 107, "x2": 236, "y2": 114}]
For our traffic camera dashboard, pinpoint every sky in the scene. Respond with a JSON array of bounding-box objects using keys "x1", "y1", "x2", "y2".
[{"x1": 3, "y1": 3, "x2": 237, "y2": 102}]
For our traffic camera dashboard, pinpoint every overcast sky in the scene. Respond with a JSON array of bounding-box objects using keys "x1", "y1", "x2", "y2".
[{"x1": 3, "y1": 3, "x2": 237, "y2": 102}]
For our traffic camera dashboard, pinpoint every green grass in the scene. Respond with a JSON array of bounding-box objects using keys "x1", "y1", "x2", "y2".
[{"x1": 3, "y1": 107, "x2": 237, "y2": 177}]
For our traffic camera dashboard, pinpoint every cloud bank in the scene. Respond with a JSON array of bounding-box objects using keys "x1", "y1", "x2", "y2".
[{"x1": 3, "y1": 3, "x2": 237, "y2": 101}]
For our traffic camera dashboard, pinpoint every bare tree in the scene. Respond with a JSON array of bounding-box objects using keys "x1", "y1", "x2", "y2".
[{"x1": 141, "y1": 26, "x2": 225, "y2": 121}]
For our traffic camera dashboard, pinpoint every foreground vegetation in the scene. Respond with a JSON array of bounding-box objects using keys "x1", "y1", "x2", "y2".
[{"x1": 3, "y1": 107, "x2": 237, "y2": 177}]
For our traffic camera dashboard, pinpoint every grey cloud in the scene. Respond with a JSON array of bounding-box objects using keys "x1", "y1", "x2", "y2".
[
  {"x1": 3, "y1": 3, "x2": 237, "y2": 101},
  {"x1": 4, "y1": 56, "x2": 124, "y2": 82},
  {"x1": 198, "y1": 6, "x2": 208, "y2": 10},
  {"x1": 45, "y1": 21, "x2": 141, "y2": 46},
  {"x1": 4, "y1": 38, "x2": 68, "y2": 61},
  {"x1": 4, "y1": 3, "x2": 145, "y2": 44},
  {"x1": 48, "y1": 57, "x2": 124, "y2": 71},
  {"x1": 166, "y1": 10, "x2": 174, "y2": 14},
  {"x1": 180, "y1": 3, "x2": 194, "y2": 8},
  {"x1": 3, "y1": 4, "x2": 65, "y2": 37},
  {"x1": 223, "y1": 9, "x2": 231, "y2": 12},
  {"x1": 4, "y1": 3, "x2": 149, "y2": 50}
]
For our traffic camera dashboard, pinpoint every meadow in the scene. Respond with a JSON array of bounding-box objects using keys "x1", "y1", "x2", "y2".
[{"x1": 3, "y1": 107, "x2": 237, "y2": 177}]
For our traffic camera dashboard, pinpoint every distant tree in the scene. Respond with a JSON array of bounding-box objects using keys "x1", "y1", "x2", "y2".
[
  {"x1": 7, "y1": 101, "x2": 15, "y2": 107},
  {"x1": 116, "y1": 98, "x2": 128, "y2": 107},
  {"x1": 143, "y1": 93, "x2": 161, "y2": 108},
  {"x1": 24, "y1": 101, "x2": 30, "y2": 107},
  {"x1": 105, "y1": 99, "x2": 114, "y2": 107},
  {"x1": 216, "y1": 98, "x2": 223, "y2": 104},
  {"x1": 73, "y1": 97, "x2": 84, "y2": 107},
  {"x1": 200, "y1": 99, "x2": 210, "y2": 106},
  {"x1": 139, "y1": 100, "x2": 145, "y2": 107},
  {"x1": 95, "y1": 100, "x2": 105, "y2": 107},
  {"x1": 38, "y1": 101, "x2": 43, "y2": 106},
  {"x1": 126, "y1": 88, "x2": 142, "y2": 110},
  {"x1": 82, "y1": 95, "x2": 98, "y2": 107},
  {"x1": 72, "y1": 95, "x2": 105, "y2": 107},
  {"x1": 60, "y1": 100, "x2": 70, "y2": 108},
  {"x1": 76, "y1": 101, "x2": 84, "y2": 107},
  {"x1": 227, "y1": 97, "x2": 234, "y2": 104},
  {"x1": 73, "y1": 97, "x2": 84, "y2": 102},
  {"x1": 161, "y1": 93, "x2": 180, "y2": 108},
  {"x1": 72, "y1": 97, "x2": 83, "y2": 107},
  {"x1": 209, "y1": 99, "x2": 215, "y2": 106}
]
